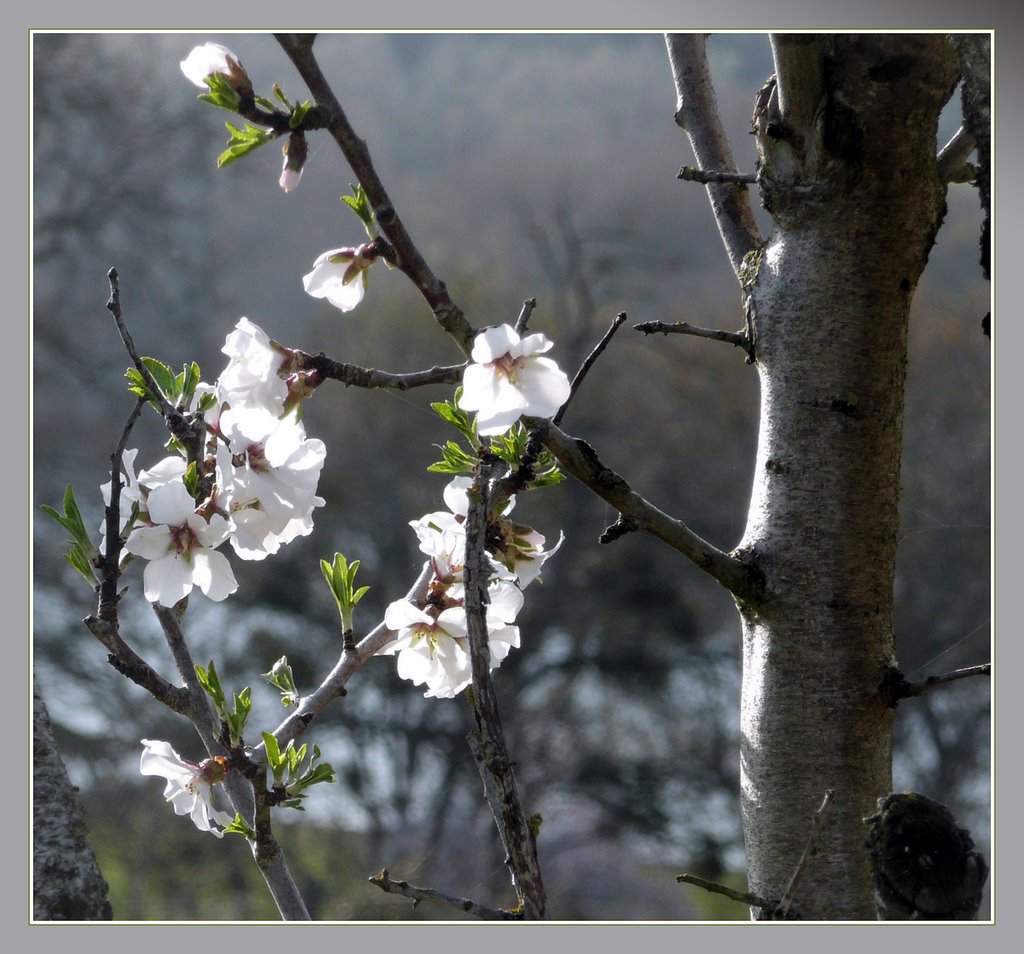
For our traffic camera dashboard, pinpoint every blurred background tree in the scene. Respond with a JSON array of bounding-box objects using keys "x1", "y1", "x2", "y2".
[{"x1": 32, "y1": 32, "x2": 989, "y2": 920}]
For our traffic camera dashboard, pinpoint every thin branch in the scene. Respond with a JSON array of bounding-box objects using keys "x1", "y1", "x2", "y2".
[
  {"x1": 599, "y1": 514, "x2": 639, "y2": 544},
  {"x1": 528, "y1": 418, "x2": 759, "y2": 601},
  {"x1": 255, "y1": 562, "x2": 434, "y2": 755},
  {"x1": 882, "y1": 663, "x2": 991, "y2": 706},
  {"x1": 83, "y1": 616, "x2": 191, "y2": 714},
  {"x1": 97, "y1": 399, "x2": 144, "y2": 622},
  {"x1": 664, "y1": 34, "x2": 762, "y2": 281},
  {"x1": 937, "y1": 124, "x2": 977, "y2": 183},
  {"x1": 634, "y1": 319, "x2": 747, "y2": 349},
  {"x1": 464, "y1": 457, "x2": 547, "y2": 919},
  {"x1": 274, "y1": 34, "x2": 475, "y2": 356},
  {"x1": 282, "y1": 349, "x2": 465, "y2": 391},
  {"x1": 369, "y1": 869, "x2": 521, "y2": 920},
  {"x1": 514, "y1": 297, "x2": 537, "y2": 336},
  {"x1": 150, "y1": 604, "x2": 310, "y2": 920},
  {"x1": 677, "y1": 165, "x2": 756, "y2": 184},
  {"x1": 247, "y1": 768, "x2": 311, "y2": 921},
  {"x1": 676, "y1": 873, "x2": 774, "y2": 914},
  {"x1": 775, "y1": 789, "x2": 834, "y2": 918},
  {"x1": 552, "y1": 312, "x2": 628, "y2": 426},
  {"x1": 105, "y1": 268, "x2": 205, "y2": 463}
]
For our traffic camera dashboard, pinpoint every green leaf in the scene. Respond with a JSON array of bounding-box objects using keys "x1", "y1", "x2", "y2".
[
  {"x1": 262, "y1": 731, "x2": 283, "y2": 775},
  {"x1": 340, "y1": 183, "x2": 377, "y2": 236},
  {"x1": 64, "y1": 545, "x2": 96, "y2": 583},
  {"x1": 195, "y1": 661, "x2": 226, "y2": 711},
  {"x1": 289, "y1": 100, "x2": 311, "y2": 129},
  {"x1": 272, "y1": 83, "x2": 294, "y2": 109},
  {"x1": 217, "y1": 121, "x2": 275, "y2": 169},
  {"x1": 223, "y1": 813, "x2": 256, "y2": 839},
  {"x1": 177, "y1": 361, "x2": 201, "y2": 406},
  {"x1": 197, "y1": 72, "x2": 241, "y2": 113},
  {"x1": 141, "y1": 357, "x2": 175, "y2": 398},
  {"x1": 427, "y1": 440, "x2": 477, "y2": 475},
  {"x1": 41, "y1": 486, "x2": 100, "y2": 583},
  {"x1": 125, "y1": 367, "x2": 162, "y2": 410},
  {"x1": 261, "y1": 656, "x2": 298, "y2": 707}
]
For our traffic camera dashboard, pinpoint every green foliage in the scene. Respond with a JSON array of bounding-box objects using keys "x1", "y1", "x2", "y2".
[
  {"x1": 261, "y1": 656, "x2": 299, "y2": 708},
  {"x1": 196, "y1": 71, "x2": 241, "y2": 113},
  {"x1": 427, "y1": 393, "x2": 563, "y2": 487},
  {"x1": 195, "y1": 661, "x2": 251, "y2": 746},
  {"x1": 262, "y1": 732, "x2": 336, "y2": 810},
  {"x1": 490, "y1": 422, "x2": 564, "y2": 488},
  {"x1": 125, "y1": 358, "x2": 204, "y2": 411},
  {"x1": 223, "y1": 813, "x2": 256, "y2": 840},
  {"x1": 217, "y1": 121, "x2": 275, "y2": 169},
  {"x1": 40, "y1": 485, "x2": 100, "y2": 585},
  {"x1": 319, "y1": 552, "x2": 370, "y2": 633},
  {"x1": 341, "y1": 182, "x2": 377, "y2": 238}
]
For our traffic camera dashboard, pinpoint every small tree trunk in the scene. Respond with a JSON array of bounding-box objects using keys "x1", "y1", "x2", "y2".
[
  {"x1": 33, "y1": 679, "x2": 112, "y2": 920},
  {"x1": 735, "y1": 35, "x2": 960, "y2": 918}
]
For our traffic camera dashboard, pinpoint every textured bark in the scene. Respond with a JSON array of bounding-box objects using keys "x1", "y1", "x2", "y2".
[
  {"x1": 33, "y1": 680, "x2": 112, "y2": 920},
  {"x1": 735, "y1": 35, "x2": 961, "y2": 918}
]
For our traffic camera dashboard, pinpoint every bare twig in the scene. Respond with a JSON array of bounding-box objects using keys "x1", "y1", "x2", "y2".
[
  {"x1": 274, "y1": 35, "x2": 475, "y2": 356},
  {"x1": 96, "y1": 399, "x2": 144, "y2": 621},
  {"x1": 678, "y1": 165, "x2": 756, "y2": 184},
  {"x1": 664, "y1": 34, "x2": 762, "y2": 281},
  {"x1": 634, "y1": 319, "x2": 747, "y2": 349},
  {"x1": 881, "y1": 663, "x2": 991, "y2": 706},
  {"x1": 552, "y1": 312, "x2": 628, "y2": 426},
  {"x1": 282, "y1": 349, "x2": 465, "y2": 391},
  {"x1": 775, "y1": 789, "x2": 834, "y2": 918},
  {"x1": 369, "y1": 869, "x2": 521, "y2": 920},
  {"x1": 83, "y1": 616, "x2": 191, "y2": 714},
  {"x1": 464, "y1": 458, "x2": 547, "y2": 919},
  {"x1": 105, "y1": 268, "x2": 206, "y2": 464},
  {"x1": 528, "y1": 418, "x2": 758, "y2": 601},
  {"x1": 514, "y1": 297, "x2": 537, "y2": 335},
  {"x1": 676, "y1": 873, "x2": 774, "y2": 914},
  {"x1": 599, "y1": 514, "x2": 639, "y2": 544}
]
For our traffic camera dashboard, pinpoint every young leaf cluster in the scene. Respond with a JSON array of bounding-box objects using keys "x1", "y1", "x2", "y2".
[
  {"x1": 196, "y1": 660, "x2": 251, "y2": 747},
  {"x1": 341, "y1": 183, "x2": 377, "y2": 239},
  {"x1": 320, "y1": 553, "x2": 370, "y2": 634},
  {"x1": 40, "y1": 485, "x2": 102, "y2": 584},
  {"x1": 261, "y1": 656, "x2": 300, "y2": 708},
  {"x1": 126, "y1": 357, "x2": 209, "y2": 413},
  {"x1": 219, "y1": 122, "x2": 276, "y2": 169},
  {"x1": 428, "y1": 392, "x2": 563, "y2": 488},
  {"x1": 261, "y1": 732, "x2": 336, "y2": 810}
]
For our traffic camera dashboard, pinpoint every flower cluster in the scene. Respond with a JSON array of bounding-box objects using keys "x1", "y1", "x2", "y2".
[
  {"x1": 378, "y1": 477, "x2": 562, "y2": 698},
  {"x1": 113, "y1": 318, "x2": 325, "y2": 608}
]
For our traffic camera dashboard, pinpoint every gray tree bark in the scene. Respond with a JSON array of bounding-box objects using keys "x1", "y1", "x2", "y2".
[
  {"x1": 33, "y1": 678, "x2": 112, "y2": 920},
  {"x1": 734, "y1": 35, "x2": 961, "y2": 918},
  {"x1": 669, "y1": 33, "x2": 965, "y2": 919}
]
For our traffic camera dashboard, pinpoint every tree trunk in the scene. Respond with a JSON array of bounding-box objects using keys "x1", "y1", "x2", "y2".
[{"x1": 735, "y1": 35, "x2": 960, "y2": 918}]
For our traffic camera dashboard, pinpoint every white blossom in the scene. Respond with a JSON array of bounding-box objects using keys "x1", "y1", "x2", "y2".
[
  {"x1": 216, "y1": 405, "x2": 326, "y2": 560},
  {"x1": 125, "y1": 480, "x2": 237, "y2": 607},
  {"x1": 457, "y1": 324, "x2": 572, "y2": 435},
  {"x1": 139, "y1": 739, "x2": 234, "y2": 837},
  {"x1": 379, "y1": 587, "x2": 522, "y2": 699},
  {"x1": 217, "y1": 317, "x2": 288, "y2": 414},
  {"x1": 179, "y1": 43, "x2": 251, "y2": 91},
  {"x1": 302, "y1": 246, "x2": 375, "y2": 312}
]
